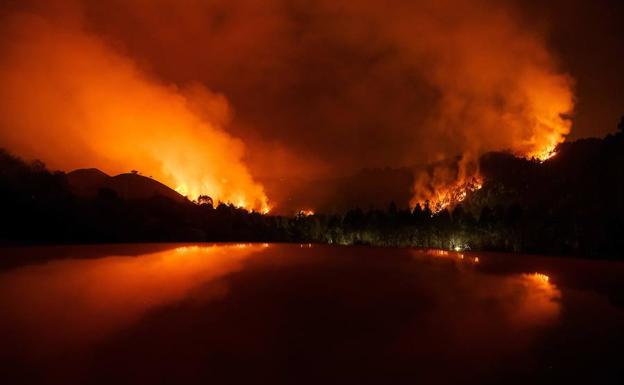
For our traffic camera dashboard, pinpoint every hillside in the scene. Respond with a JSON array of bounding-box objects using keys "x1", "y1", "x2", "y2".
[{"x1": 67, "y1": 169, "x2": 187, "y2": 203}]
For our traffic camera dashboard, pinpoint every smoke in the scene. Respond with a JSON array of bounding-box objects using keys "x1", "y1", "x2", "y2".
[
  {"x1": 0, "y1": 12, "x2": 268, "y2": 211},
  {"x1": 411, "y1": 155, "x2": 483, "y2": 212},
  {"x1": 327, "y1": 0, "x2": 574, "y2": 207},
  {"x1": 0, "y1": 0, "x2": 574, "y2": 212}
]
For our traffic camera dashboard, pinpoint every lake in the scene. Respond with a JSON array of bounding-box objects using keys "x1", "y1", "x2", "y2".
[{"x1": 0, "y1": 244, "x2": 623, "y2": 384}]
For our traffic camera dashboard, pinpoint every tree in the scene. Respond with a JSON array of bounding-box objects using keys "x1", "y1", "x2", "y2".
[
  {"x1": 618, "y1": 115, "x2": 624, "y2": 134},
  {"x1": 423, "y1": 201, "x2": 433, "y2": 218},
  {"x1": 412, "y1": 203, "x2": 424, "y2": 223},
  {"x1": 197, "y1": 195, "x2": 214, "y2": 208}
]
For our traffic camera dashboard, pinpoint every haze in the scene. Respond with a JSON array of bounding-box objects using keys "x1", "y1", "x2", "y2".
[{"x1": 0, "y1": 0, "x2": 621, "y2": 212}]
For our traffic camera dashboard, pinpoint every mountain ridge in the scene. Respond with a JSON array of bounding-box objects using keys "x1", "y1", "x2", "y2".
[{"x1": 67, "y1": 168, "x2": 187, "y2": 203}]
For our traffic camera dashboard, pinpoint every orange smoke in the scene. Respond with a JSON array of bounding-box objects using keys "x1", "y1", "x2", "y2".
[
  {"x1": 378, "y1": 0, "x2": 576, "y2": 210},
  {"x1": 0, "y1": 1, "x2": 576, "y2": 215},
  {"x1": 410, "y1": 154, "x2": 484, "y2": 213},
  {"x1": 0, "y1": 15, "x2": 268, "y2": 212}
]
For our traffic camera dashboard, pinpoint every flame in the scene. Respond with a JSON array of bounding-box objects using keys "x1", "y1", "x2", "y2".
[
  {"x1": 0, "y1": 2, "x2": 574, "y2": 214},
  {"x1": 526, "y1": 272, "x2": 550, "y2": 284},
  {"x1": 516, "y1": 74, "x2": 573, "y2": 162},
  {"x1": 531, "y1": 149, "x2": 558, "y2": 163},
  {"x1": 405, "y1": 0, "x2": 574, "y2": 210},
  {"x1": 413, "y1": 175, "x2": 484, "y2": 214},
  {"x1": 411, "y1": 104, "x2": 568, "y2": 212},
  {"x1": 0, "y1": 16, "x2": 269, "y2": 212},
  {"x1": 410, "y1": 117, "x2": 565, "y2": 213},
  {"x1": 297, "y1": 209, "x2": 315, "y2": 217}
]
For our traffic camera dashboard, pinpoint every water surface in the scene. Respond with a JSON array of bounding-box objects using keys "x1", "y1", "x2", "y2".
[{"x1": 1, "y1": 244, "x2": 623, "y2": 384}]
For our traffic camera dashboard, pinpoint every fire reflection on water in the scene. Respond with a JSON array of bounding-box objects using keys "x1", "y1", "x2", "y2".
[
  {"x1": 0, "y1": 244, "x2": 266, "y2": 355},
  {"x1": 0, "y1": 244, "x2": 563, "y2": 372},
  {"x1": 514, "y1": 272, "x2": 561, "y2": 327},
  {"x1": 423, "y1": 248, "x2": 481, "y2": 264},
  {"x1": 414, "y1": 249, "x2": 561, "y2": 330}
]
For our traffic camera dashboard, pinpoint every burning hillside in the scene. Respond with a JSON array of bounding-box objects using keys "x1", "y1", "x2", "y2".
[
  {"x1": 0, "y1": 0, "x2": 574, "y2": 213},
  {"x1": 0, "y1": 14, "x2": 269, "y2": 212}
]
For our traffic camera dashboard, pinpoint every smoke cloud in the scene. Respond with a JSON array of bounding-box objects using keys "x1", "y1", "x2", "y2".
[
  {"x1": 0, "y1": 11, "x2": 268, "y2": 211},
  {"x1": 0, "y1": 0, "x2": 574, "y2": 212}
]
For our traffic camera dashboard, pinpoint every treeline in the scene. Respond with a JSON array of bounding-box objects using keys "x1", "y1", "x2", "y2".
[
  {"x1": 0, "y1": 149, "x2": 283, "y2": 243},
  {"x1": 1, "y1": 121, "x2": 623, "y2": 258},
  {"x1": 300, "y1": 125, "x2": 623, "y2": 259}
]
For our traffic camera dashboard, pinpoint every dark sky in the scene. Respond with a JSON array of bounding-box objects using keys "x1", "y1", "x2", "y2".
[{"x1": 520, "y1": 0, "x2": 624, "y2": 140}]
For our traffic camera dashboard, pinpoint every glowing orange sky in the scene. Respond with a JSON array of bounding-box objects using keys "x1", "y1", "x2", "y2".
[{"x1": 1, "y1": 0, "x2": 619, "y2": 212}]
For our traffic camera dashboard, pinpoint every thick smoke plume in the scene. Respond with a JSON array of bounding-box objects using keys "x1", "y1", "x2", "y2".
[
  {"x1": 0, "y1": 13, "x2": 268, "y2": 211},
  {"x1": 0, "y1": 0, "x2": 574, "y2": 212}
]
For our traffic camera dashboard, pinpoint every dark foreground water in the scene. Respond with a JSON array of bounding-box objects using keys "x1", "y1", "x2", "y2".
[{"x1": 0, "y1": 244, "x2": 623, "y2": 385}]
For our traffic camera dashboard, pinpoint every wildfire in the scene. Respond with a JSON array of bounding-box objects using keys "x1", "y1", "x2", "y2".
[
  {"x1": 297, "y1": 209, "x2": 315, "y2": 217},
  {"x1": 1, "y1": 2, "x2": 575, "y2": 216},
  {"x1": 420, "y1": 176, "x2": 484, "y2": 214},
  {"x1": 518, "y1": 93, "x2": 572, "y2": 164},
  {"x1": 411, "y1": 116, "x2": 566, "y2": 214},
  {"x1": 530, "y1": 148, "x2": 558, "y2": 163},
  {"x1": 542, "y1": 151, "x2": 557, "y2": 161},
  {"x1": 0, "y1": 18, "x2": 270, "y2": 213},
  {"x1": 527, "y1": 272, "x2": 550, "y2": 284},
  {"x1": 516, "y1": 143, "x2": 564, "y2": 163}
]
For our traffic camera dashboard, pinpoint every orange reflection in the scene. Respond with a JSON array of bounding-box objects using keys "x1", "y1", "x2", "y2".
[
  {"x1": 468, "y1": 271, "x2": 561, "y2": 329},
  {"x1": 413, "y1": 250, "x2": 561, "y2": 332},
  {"x1": 421, "y1": 248, "x2": 480, "y2": 264},
  {"x1": 0, "y1": 244, "x2": 265, "y2": 355},
  {"x1": 512, "y1": 272, "x2": 560, "y2": 326}
]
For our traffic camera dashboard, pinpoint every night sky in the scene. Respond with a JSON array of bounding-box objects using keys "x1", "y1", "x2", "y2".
[{"x1": 521, "y1": 0, "x2": 624, "y2": 140}]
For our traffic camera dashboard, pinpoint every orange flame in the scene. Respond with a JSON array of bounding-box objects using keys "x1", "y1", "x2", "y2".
[
  {"x1": 422, "y1": 176, "x2": 484, "y2": 214},
  {"x1": 0, "y1": 16, "x2": 269, "y2": 212},
  {"x1": 526, "y1": 272, "x2": 550, "y2": 284}
]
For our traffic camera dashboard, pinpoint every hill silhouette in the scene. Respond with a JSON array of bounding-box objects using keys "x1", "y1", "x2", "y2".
[{"x1": 67, "y1": 168, "x2": 187, "y2": 203}]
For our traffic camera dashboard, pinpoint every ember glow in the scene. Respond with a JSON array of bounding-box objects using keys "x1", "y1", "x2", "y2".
[
  {"x1": 411, "y1": 153, "x2": 485, "y2": 214},
  {"x1": 422, "y1": 249, "x2": 479, "y2": 264},
  {"x1": 0, "y1": 0, "x2": 576, "y2": 213},
  {"x1": 527, "y1": 273, "x2": 551, "y2": 285},
  {"x1": 415, "y1": 175, "x2": 484, "y2": 214},
  {"x1": 0, "y1": 14, "x2": 268, "y2": 212}
]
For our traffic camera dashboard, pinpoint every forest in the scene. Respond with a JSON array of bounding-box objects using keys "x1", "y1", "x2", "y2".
[{"x1": 1, "y1": 121, "x2": 622, "y2": 259}]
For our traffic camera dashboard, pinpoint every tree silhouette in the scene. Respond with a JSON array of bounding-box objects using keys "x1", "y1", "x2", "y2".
[
  {"x1": 0, "y1": 128, "x2": 623, "y2": 258},
  {"x1": 197, "y1": 195, "x2": 214, "y2": 208}
]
